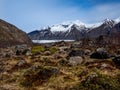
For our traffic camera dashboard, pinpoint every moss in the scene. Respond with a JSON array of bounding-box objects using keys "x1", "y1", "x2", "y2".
[
  {"x1": 49, "y1": 47, "x2": 58, "y2": 54},
  {"x1": 31, "y1": 46, "x2": 45, "y2": 54}
]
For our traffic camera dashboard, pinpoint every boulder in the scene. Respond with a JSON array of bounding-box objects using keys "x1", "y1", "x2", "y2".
[
  {"x1": 112, "y1": 56, "x2": 120, "y2": 66},
  {"x1": 90, "y1": 48, "x2": 109, "y2": 59},
  {"x1": 68, "y1": 50, "x2": 85, "y2": 57},
  {"x1": 85, "y1": 49, "x2": 91, "y2": 55},
  {"x1": 5, "y1": 50, "x2": 14, "y2": 57},
  {"x1": 15, "y1": 45, "x2": 31, "y2": 55},
  {"x1": 90, "y1": 52, "x2": 109, "y2": 59},
  {"x1": 115, "y1": 49, "x2": 120, "y2": 55},
  {"x1": 71, "y1": 42, "x2": 82, "y2": 48},
  {"x1": 22, "y1": 49, "x2": 31, "y2": 56},
  {"x1": 69, "y1": 56, "x2": 83, "y2": 66},
  {"x1": 86, "y1": 73, "x2": 98, "y2": 82},
  {"x1": 54, "y1": 53, "x2": 63, "y2": 59},
  {"x1": 17, "y1": 60, "x2": 27, "y2": 67},
  {"x1": 96, "y1": 47, "x2": 106, "y2": 52},
  {"x1": 44, "y1": 51, "x2": 51, "y2": 55}
]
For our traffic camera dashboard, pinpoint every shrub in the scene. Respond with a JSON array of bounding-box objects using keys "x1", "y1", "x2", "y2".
[
  {"x1": 69, "y1": 73, "x2": 120, "y2": 90},
  {"x1": 20, "y1": 66, "x2": 60, "y2": 87}
]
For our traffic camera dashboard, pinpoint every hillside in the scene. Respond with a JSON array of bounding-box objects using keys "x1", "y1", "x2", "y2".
[{"x1": 0, "y1": 19, "x2": 32, "y2": 47}]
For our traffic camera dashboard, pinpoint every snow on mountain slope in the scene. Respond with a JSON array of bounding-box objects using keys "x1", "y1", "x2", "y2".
[
  {"x1": 50, "y1": 20, "x2": 86, "y2": 33},
  {"x1": 115, "y1": 17, "x2": 120, "y2": 24},
  {"x1": 49, "y1": 19, "x2": 115, "y2": 33},
  {"x1": 86, "y1": 22, "x2": 103, "y2": 29},
  {"x1": 62, "y1": 20, "x2": 85, "y2": 26},
  {"x1": 50, "y1": 24, "x2": 69, "y2": 32}
]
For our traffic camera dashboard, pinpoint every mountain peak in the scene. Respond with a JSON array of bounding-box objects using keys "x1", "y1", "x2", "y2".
[
  {"x1": 104, "y1": 18, "x2": 112, "y2": 22},
  {"x1": 103, "y1": 18, "x2": 114, "y2": 23},
  {"x1": 102, "y1": 18, "x2": 115, "y2": 27}
]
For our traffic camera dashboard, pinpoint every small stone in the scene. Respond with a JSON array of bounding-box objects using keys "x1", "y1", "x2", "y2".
[
  {"x1": 44, "y1": 51, "x2": 51, "y2": 55},
  {"x1": 17, "y1": 60, "x2": 26, "y2": 67}
]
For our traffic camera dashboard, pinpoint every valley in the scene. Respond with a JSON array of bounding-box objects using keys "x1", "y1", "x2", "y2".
[{"x1": 0, "y1": 19, "x2": 120, "y2": 90}]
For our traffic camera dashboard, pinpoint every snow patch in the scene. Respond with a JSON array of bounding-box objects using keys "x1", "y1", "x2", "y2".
[{"x1": 86, "y1": 22, "x2": 103, "y2": 29}]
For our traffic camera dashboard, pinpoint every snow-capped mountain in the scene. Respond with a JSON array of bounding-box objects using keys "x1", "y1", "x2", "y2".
[{"x1": 28, "y1": 18, "x2": 120, "y2": 40}]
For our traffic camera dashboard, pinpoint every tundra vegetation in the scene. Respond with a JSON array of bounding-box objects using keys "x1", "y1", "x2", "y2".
[{"x1": 0, "y1": 38, "x2": 120, "y2": 90}]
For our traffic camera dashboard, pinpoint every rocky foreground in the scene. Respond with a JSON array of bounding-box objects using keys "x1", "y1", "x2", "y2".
[{"x1": 0, "y1": 40, "x2": 120, "y2": 90}]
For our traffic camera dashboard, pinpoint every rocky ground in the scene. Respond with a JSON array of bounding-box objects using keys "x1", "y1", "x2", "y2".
[{"x1": 0, "y1": 41, "x2": 120, "y2": 90}]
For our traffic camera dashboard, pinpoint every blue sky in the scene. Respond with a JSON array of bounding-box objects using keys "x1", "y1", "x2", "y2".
[{"x1": 0, "y1": 0, "x2": 120, "y2": 33}]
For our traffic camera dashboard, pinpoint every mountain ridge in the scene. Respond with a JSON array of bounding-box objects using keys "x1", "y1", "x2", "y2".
[{"x1": 28, "y1": 18, "x2": 120, "y2": 40}]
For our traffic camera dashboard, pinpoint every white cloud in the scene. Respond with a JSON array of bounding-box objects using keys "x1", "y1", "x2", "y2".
[
  {"x1": 85, "y1": 3, "x2": 120, "y2": 23},
  {"x1": 20, "y1": 2, "x2": 120, "y2": 32}
]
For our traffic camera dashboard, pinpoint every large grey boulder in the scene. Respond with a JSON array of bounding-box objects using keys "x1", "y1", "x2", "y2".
[{"x1": 69, "y1": 56, "x2": 83, "y2": 66}]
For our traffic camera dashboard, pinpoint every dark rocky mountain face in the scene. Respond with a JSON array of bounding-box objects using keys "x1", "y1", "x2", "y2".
[
  {"x1": 111, "y1": 22, "x2": 120, "y2": 33},
  {"x1": 0, "y1": 19, "x2": 32, "y2": 47},
  {"x1": 63, "y1": 24, "x2": 87, "y2": 40},
  {"x1": 88, "y1": 20, "x2": 115, "y2": 38}
]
